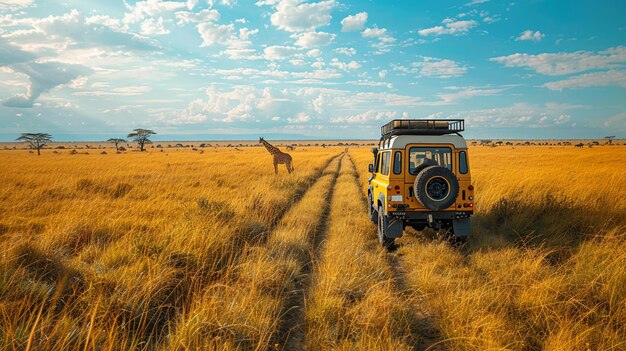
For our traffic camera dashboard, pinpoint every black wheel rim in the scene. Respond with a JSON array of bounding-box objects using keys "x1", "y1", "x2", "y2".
[{"x1": 426, "y1": 177, "x2": 450, "y2": 201}]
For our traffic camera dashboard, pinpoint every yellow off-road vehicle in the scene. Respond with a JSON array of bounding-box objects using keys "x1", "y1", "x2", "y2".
[{"x1": 367, "y1": 119, "x2": 474, "y2": 248}]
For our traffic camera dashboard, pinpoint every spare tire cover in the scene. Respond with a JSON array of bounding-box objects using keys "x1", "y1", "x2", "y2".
[{"x1": 414, "y1": 166, "x2": 459, "y2": 211}]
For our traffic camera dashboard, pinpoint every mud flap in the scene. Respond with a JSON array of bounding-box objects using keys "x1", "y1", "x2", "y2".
[
  {"x1": 385, "y1": 216, "x2": 404, "y2": 238},
  {"x1": 452, "y1": 218, "x2": 471, "y2": 237}
]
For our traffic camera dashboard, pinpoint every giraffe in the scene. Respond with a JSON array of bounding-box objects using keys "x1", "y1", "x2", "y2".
[{"x1": 259, "y1": 137, "x2": 294, "y2": 174}]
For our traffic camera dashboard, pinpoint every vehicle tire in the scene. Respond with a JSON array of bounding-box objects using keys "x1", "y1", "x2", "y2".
[
  {"x1": 412, "y1": 158, "x2": 438, "y2": 176},
  {"x1": 368, "y1": 192, "x2": 378, "y2": 224},
  {"x1": 414, "y1": 166, "x2": 459, "y2": 211},
  {"x1": 448, "y1": 235, "x2": 467, "y2": 247},
  {"x1": 377, "y1": 206, "x2": 395, "y2": 250}
]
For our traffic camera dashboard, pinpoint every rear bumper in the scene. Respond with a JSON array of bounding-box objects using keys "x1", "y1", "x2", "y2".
[{"x1": 388, "y1": 210, "x2": 473, "y2": 221}]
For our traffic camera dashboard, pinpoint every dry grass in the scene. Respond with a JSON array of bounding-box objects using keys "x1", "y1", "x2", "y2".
[{"x1": 1, "y1": 144, "x2": 625, "y2": 350}]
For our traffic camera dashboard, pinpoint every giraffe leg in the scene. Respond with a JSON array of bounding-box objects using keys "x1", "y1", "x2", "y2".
[
  {"x1": 274, "y1": 161, "x2": 278, "y2": 174},
  {"x1": 286, "y1": 162, "x2": 291, "y2": 174}
]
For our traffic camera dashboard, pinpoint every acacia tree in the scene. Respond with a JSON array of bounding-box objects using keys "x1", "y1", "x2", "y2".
[
  {"x1": 605, "y1": 136, "x2": 616, "y2": 145},
  {"x1": 16, "y1": 133, "x2": 52, "y2": 156},
  {"x1": 107, "y1": 138, "x2": 126, "y2": 152},
  {"x1": 127, "y1": 129, "x2": 156, "y2": 152}
]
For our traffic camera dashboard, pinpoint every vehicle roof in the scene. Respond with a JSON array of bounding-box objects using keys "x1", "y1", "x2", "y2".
[{"x1": 379, "y1": 134, "x2": 467, "y2": 150}]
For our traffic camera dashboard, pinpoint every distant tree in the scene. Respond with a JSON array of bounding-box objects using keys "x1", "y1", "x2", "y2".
[
  {"x1": 107, "y1": 138, "x2": 126, "y2": 152},
  {"x1": 16, "y1": 133, "x2": 52, "y2": 156},
  {"x1": 127, "y1": 129, "x2": 156, "y2": 152},
  {"x1": 605, "y1": 136, "x2": 616, "y2": 145}
]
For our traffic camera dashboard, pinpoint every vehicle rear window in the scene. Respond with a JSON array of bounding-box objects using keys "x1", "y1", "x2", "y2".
[
  {"x1": 408, "y1": 147, "x2": 452, "y2": 174},
  {"x1": 393, "y1": 151, "x2": 402, "y2": 174},
  {"x1": 381, "y1": 151, "x2": 391, "y2": 175},
  {"x1": 459, "y1": 151, "x2": 468, "y2": 174}
]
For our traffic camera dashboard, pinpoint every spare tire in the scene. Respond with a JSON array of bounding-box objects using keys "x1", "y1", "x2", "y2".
[
  {"x1": 414, "y1": 166, "x2": 459, "y2": 211},
  {"x1": 412, "y1": 158, "x2": 438, "y2": 176}
]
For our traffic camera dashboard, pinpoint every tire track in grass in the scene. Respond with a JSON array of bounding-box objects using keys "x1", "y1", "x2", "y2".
[
  {"x1": 278, "y1": 154, "x2": 345, "y2": 350},
  {"x1": 303, "y1": 153, "x2": 418, "y2": 350},
  {"x1": 348, "y1": 153, "x2": 443, "y2": 350},
  {"x1": 165, "y1": 155, "x2": 344, "y2": 350}
]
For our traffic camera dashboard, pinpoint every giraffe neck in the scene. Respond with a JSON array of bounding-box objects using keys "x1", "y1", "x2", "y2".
[{"x1": 262, "y1": 140, "x2": 280, "y2": 155}]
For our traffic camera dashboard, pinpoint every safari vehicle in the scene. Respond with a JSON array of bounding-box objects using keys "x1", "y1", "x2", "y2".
[{"x1": 367, "y1": 119, "x2": 474, "y2": 248}]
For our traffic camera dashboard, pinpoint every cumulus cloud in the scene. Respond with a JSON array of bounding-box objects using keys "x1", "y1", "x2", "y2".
[
  {"x1": 292, "y1": 31, "x2": 335, "y2": 48},
  {"x1": 175, "y1": 9, "x2": 220, "y2": 25},
  {"x1": 334, "y1": 47, "x2": 356, "y2": 56},
  {"x1": 257, "y1": 0, "x2": 336, "y2": 32},
  {"x1": 263, "y1": 45, "x2": 300, "y2": 60},
  {"x1": 329, "y1": 58, "x2": 361, "y2": 71},
  {"x1": 287, "y1": 112, "x2": 311, "y2": 123},
  {"x1": 8, "y1": 9, "x2": 158, "y2": 53},
  {"x1": 543, "y1": 70, "x2": 626, "y2": 90},
  {"x1": 411, "y1": 57, "x2": 467, "y2": 78},
  {"x1": 140, "y1": 17, "x2": 169, "y2": 35},
  {"x1": 196, "y1": 21, "x2": 259, "y2": 59},
  {"x1": 418, "y1": 19, "x2": 477, "y2": 36},
  {"x1": 123, "y1": 0, "x2": 186, "y2": 24},
  {"x1": 361, "y1": 26, "x2": 396, "y2": 53},
  {"x1": 516, "y1": 30, "x2": 544, "y2": 42},
  {"x1": 340, "y1": 12, "x2": 367, "y2": 32},
  {"x1": 491, "y1": 46, "x2": 626, "y2": 75}
]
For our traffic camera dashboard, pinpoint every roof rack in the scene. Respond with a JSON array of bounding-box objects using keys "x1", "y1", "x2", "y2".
[{"x1": 381, "y1": 119, "x2": 464, "y2": 137}]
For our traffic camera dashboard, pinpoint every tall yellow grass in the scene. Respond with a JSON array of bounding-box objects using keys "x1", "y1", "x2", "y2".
[{"x1": 0, "y1": 144, "x2": 625, "y2": 350}]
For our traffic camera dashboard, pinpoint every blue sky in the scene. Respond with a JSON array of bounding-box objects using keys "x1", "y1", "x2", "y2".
[{"x1": 0, "y1": 0, "x2": 624, "y2": 141}]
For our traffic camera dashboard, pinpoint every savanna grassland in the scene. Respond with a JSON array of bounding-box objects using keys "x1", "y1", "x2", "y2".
[{"x1": 0, "y1": 144, "x2": 625, "y2": 351}]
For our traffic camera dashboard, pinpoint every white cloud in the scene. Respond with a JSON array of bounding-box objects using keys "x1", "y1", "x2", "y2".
[
  {"x1": 491, "y1": 46, "x2": 626, "y2": 75},
  {"x1": 257, "y1": 0, "x2": 336, "y2": 32},
  {"x1": 340, "y1": 12, "x2": 367, "y2": 32},
  {"x1": 543, "y1": 70, "x2": 626, "y2": 90},
  {"x1": 307, "y1": 49, "x2": 321, "y2": 57},
  {"x1": 207, "y1": 0, "x2": 237, "y2": 7},
  {"x1": 74, "y1": 85, "x2": 152, "y2": 96},
  {"x1": 287, "y1": 111, "x2": 311, "y2": 123},
  {"x1": 197, "y1": 22, "x2": 235, "y2": 46},
  {"x1": 175, "y1": 9, "x2": 220, "y2": 25},
  {"x1": 0, "y1": 0, "x2": 33, "y2": 11},
  {"x1": 329, "y1": 58, "x2": 361, "y2": 70},
  {"x1": 362, "y1": 26, "x2": 396, "y2": 53},
  {"x1": 553, "y1": 114, "x2": 571, "y2": 125},
  {"x1": 418, "y1": 19, "x2": 477, "y2": 36},
  {"x1": 85, "y1": 15, "x2": 122, "y2": 29},
  {"x1": 411, "y1": 57, "x2": 467, "y2": 78},
  {"x1": 331, "y1": 110, "x2": 396, "y2": 123},
  {"x1": 195, "y1": 22, "x2": 258, "y2": 59},
  {"x1": 140, "y1": 17, "x2": 169, "y2": 36},
  {"x1": 347, "y1": 80, "x2": 392, "y2": 88},
  {"x1": 516, "y1": 30, "x2": 544, "y2": 42},
  {"x1": 123, "y1": 0, "x2": 187, "y2": 24},
  {"x1": 292, "y1": 31, "x2": 335, "y2": 48},
  {"x1": 334, "y1": 47, "x2": 356, "y2": 56},
  {"x1": 378, "y1": 69, "x2": 388, "y2": 78},
  {"x1": 263, "y1": 45, "x2": 299, "y2": 60}
]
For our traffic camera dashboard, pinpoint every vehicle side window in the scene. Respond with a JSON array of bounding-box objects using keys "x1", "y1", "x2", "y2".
[
  {"x1": 376, "y1": 153, "x2": 381, "y2": 173},
  {"x1": 459, "y1": 151, "x2": 468, "y2": 174},
  {"x1": 381, "y1": 152, "x2": 391, "y2": 175},
  {"x1": 393, "y1": 151, "x2": 402, "y2": 174}
]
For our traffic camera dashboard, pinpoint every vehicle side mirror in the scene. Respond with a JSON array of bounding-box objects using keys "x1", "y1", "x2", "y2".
[{"x1": 368, "y1": 164, "x2": 374, "y2": 172}]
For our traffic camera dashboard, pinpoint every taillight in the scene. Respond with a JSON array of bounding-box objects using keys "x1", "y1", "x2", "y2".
[
  {"x1": 468, "y1": 185, "x2": 474, "y2": 190},
  {"x1": 394, "y1": 185, "x2": 400, "y2": 190},
  {"x1": 387, "y1": 185, "x2": 392, "y2": 190}
]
